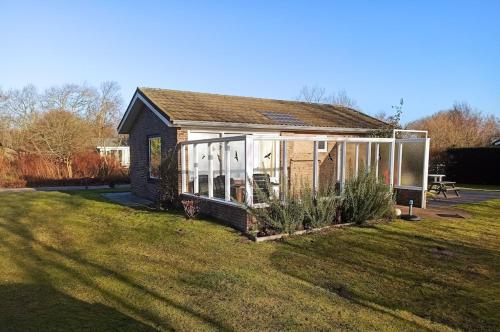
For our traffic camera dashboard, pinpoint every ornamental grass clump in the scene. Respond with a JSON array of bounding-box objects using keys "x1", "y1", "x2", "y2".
[{"x1": 341, "y1": 171, "x2": 395, "y2": 225}]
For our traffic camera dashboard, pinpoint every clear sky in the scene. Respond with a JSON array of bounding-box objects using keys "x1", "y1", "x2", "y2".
[{"x1": 1, "y1": 1, "x2": 499, "y2": 123}]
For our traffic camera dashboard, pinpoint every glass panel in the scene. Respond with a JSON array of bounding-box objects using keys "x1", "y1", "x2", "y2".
[
  {"x1": 345, "y1": 143, "x2": 357, "y2": 180},
  {"x1": 378, "y1": 143, "x2": 391, "y2": 185},
  {"x1": 370, "y1": 143, "x2": 378, "y2": 173},
  {"x1": 253, "y1": 139, "x2": 281, "y2": 202},
  {"x1": 213, "y1": 142, "x2": 225, "y2": 199},
  {"x1": 394, "y1": 143, "x2": 401, "y2": 186},
  {"x1": 318, "y1": 141, "x2": 338, "y2": 194},
  {"x1": 253, "y1": 140, "x2": 279, "y2": 176},
  {"x1": 197, "y1": 143, "x2": 209, "y2": 196},
  {"x1": 149, "y1": 137, "x2": 161, "y2": 179},
  {"x1": 229, "y1": 140, "x2": 246, "y2": 203},
  {"x1": 187, "y1": 133, "x2": 220, "y2": 195},
  {"x1": 187, "y1": 144, "x2": 195, "y2": 193},
  {"x1": 183, "y1": 145, "x2": 193, "y2": 193},
  {"x1": 400, "y1": 141, "x2": 425, "y2": 187},
  {"x1": 286, "y1": 140, "x2": 313, "y2": 197},
  {"x1": 358, "y1": 143, "x2": 367, "y2": 174}
]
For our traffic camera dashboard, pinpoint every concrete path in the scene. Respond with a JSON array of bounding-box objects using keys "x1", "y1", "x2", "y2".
[
  {"x1": 0, "y1": 184, "x2": 130, "y2": 194},
  {"x1": 427, "y1": 189, "x2": 500, "y2": 208},
  {"x1": 101, "y1": 192, "x2": 154, "y2": 208}
]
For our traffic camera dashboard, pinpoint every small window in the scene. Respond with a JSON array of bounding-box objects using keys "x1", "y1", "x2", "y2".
[
  {"x1": 318, "y1": 140, "x2": 327, "y2": 152},
  {"x1": 149, "y1": 137, "x2": 161, "y2": 179}
]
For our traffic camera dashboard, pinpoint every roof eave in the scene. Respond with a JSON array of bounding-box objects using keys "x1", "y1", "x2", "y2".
[
  {"x1": 117, "y1": 89, "x2": 173, "y2": 134},
  {"x1": 172, "y1": 120, "x2": 377, "y2": 133}
]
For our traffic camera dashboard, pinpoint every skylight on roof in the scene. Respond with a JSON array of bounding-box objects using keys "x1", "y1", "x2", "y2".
[{"x1": 259, "y1": 111, "x2": 307, "y2": 126}]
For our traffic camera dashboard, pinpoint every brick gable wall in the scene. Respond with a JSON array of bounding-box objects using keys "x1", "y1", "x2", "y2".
[{"x1": 129, "y1": 106, "x2": 185, "y2": 201}]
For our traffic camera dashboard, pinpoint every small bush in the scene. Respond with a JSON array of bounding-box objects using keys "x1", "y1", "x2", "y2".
[
  {"x1": 158, "y1": 148, "x2": 180, "y2": 210},
  {"x1": 303, "y1": 195, "x2": 341, "y2": 229},
  {"x1": 341, "y1": 171, "x2": 394, "y2": 225},
  {"x1": 247, "y1": 181, "x2": 304, "y2": 235},
  {"x1": 302, "y1": 181, "x2": 340, "y2": 229},
  {"x1": 0, "y1": 154, "x2": 27, "y2": 188}
]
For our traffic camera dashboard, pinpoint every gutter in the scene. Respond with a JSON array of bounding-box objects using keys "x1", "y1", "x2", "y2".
[{"x1": 172, "y1": 120, "x2": 376, "y2": 133}]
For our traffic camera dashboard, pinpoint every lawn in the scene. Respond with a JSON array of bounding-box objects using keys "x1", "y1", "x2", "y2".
[
  {"x1": 456, "y1": 183, "x2": 500, "y2": 191},
  {"x1": 0, "y1": 190, "x2": 499, "y2": 331}
]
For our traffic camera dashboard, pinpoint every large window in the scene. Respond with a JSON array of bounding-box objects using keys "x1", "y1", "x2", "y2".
[{"x1": 149, "y1": 137, "x2": 161, "y2": 179}]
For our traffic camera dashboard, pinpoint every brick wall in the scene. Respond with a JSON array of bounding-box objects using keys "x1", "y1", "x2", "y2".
[
  {"x1": 179, "y1": 194, "x2": 253, "y2": 232},
  {"x1": 281, "y1": 132, "x2": 359, "y2": 193},
  {"x1": 129, "y1": 106, "x2": 180, "y2": 201},
  {"x1": 394, "y1": 188, "x2": 426, "y2": 208}
]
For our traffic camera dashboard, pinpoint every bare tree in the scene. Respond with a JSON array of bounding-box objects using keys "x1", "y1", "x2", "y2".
[
  {"x1": 328, "y1": 89, "x2": 358, "y2": 108},
  {"x1": 42, "y1": 83, "x2": 96, "y2": 117},
  {"x1": 374, "y1": 111, "x2": 390, "y2": 122},
  {"x1": 88, "y1": 81, "x2": 123, "y2": 142},
  {"x1": 42, "y1": 82, "x2": 123, "y2": 142},
  {"x1": 297, "y1": 85, "x2": 358, "y2": 108},
  {"x1": 0, "y1": 82, "x2": 125, "y2": 184},
  {"x1": 297, "y1": 85, "x2": 327, "y2": 103},
  {"x1": 22, "y1": 110, "x2": 93, "y2": 178},
  {"x1": 0, "y1": 84, "x2": 41, "y2": 128}
]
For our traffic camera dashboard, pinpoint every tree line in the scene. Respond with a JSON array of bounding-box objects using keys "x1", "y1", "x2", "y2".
[
  {"x1": 0, "y1": 82, "x2": 498, "y2": 186},
  {"x1": 297, "y1": 85, "x2": 499, "y2": 170},
  {"x1": 0, "y1": 82, "x2": 124, "y2": 178}
]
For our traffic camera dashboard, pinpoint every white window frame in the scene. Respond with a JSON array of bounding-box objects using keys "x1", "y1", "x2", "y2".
[
  {"x1": 148, "y1": 136, "x2": 161, "y2": 179},
  {"x1": 317, "y1": 138, "x2": 328, "y2": 152}
]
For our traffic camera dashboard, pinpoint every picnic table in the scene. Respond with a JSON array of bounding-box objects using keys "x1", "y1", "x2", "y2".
[{"x1": 428, "y1": 174, "x2": 460, "y2": 198}]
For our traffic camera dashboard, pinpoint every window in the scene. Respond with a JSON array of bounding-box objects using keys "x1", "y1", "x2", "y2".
[
  {"x1": 149, "y1": 137, "x2": 161, "y2": 179},
  {"x1": 318, "y1": 140, "x2": 327, "y2": 152}
]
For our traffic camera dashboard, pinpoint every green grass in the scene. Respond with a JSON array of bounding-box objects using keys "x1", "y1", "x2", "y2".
[
  {"x1": 456, "y1": 183, "x2": 500, "y2": 191},
  {"x1": 0, "y1": 190, "x2": 499, "y2": 331}
]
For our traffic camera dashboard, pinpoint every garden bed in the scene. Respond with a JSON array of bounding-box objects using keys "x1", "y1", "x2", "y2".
[{"x1": 246, "y1": 222, "x2": 355, "y2": 242}]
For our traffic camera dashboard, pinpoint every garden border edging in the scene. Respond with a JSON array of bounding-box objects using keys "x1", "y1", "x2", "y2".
[{"x1": 245, "y1": 222, "x2": 355, "y2": 242}]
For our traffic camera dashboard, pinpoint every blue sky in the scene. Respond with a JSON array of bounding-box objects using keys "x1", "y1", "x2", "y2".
[{"x1": 1, "y1": 1, "x2": 499, "y2": 123}]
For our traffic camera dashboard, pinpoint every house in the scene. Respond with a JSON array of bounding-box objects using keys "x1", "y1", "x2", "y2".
[
  {"x1": 96, "y1": 138, "x2": 130, "y2": 168},
  {"x1": 118, "y1": 88, "x2": 430, "y2": 231}
]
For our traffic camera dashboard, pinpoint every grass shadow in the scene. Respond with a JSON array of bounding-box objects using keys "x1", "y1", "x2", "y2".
[
  {"x1": 269, "y1": 214, "x2": 500, "y2": 331},
  {"x1": 0, "y1": 283, "x2": 155, "y2": 331}
]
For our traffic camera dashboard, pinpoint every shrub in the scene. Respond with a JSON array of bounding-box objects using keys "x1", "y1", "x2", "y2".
[
  {"x1": 302, "y1": 181, "x2": 340, "y2": 229},
  {"x1": 303, "y1": 194, "x2": 341, "y2": 229},
  {"x1": 341, "y1": 171, "x2": 394, "y2": 225},
  {"x1": 158, "y1": 148, "x2": 180, "y2": 210},
  {"x1": 247, "y1": 181, "x2": 304, "y2": 235},
  {"x1": 0, "y1": 150, "x2": 128, "y2": 188},
  {"x1": 0, "y1": 153, "x2": 26, "y2": 188}
]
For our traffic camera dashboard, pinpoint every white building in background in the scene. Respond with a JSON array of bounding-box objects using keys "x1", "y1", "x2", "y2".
[{"x1": 96, "y1": 146, "x2": 130, "y2": 168}]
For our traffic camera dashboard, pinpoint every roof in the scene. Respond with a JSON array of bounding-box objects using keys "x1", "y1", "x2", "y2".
[{"x1": 118, "y1": 87, "x2": 385, "y2": 133}]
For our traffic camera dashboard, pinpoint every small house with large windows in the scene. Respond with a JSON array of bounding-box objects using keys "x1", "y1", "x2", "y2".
[{"x1": 118, "y1": 88, "x2": 430, "y2": 231}]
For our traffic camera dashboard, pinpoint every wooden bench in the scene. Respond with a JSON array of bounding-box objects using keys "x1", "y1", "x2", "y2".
[{"x1": 429, "y1": 181, "x2": 460, "y2": 198}]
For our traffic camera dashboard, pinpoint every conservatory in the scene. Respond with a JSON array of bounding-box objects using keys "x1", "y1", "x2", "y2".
[{"x1": 179, "y1": 130, "x2": 430, "y2": 228}]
